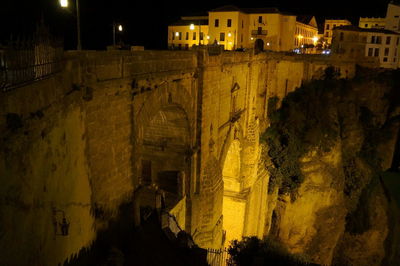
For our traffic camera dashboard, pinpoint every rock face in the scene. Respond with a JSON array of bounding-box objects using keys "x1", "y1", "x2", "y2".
[{"x1": 262, "y1": 68, "x2": 400, "y2": 265}]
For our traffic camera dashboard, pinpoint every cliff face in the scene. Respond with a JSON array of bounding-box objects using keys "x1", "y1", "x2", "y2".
[{"x1": 262, "y1": 68, "x2": 400, "y2": 265}]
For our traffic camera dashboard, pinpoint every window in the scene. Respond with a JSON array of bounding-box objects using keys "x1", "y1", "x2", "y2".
[
  {"x1": 397, "y1": 37, "x2": 400, "y2": 45},
  {"x1": 365, "y1": 24, "x2": 368, "y2": 27},
  {"x1": 215, "y1": 19, "x2": 219, "y2": 27},
  {"x1": 383, "y1": 57, "x2": 388, "y2": 62},
  {"x1": 172, "y1": 32, "x2": 175, "y2": 40},
  {"x1": 186, "y1": 32, "x2": 189, "y2": 40},
  {"x1": 386, "y1": 36, "x2": 391, "y2": 44},
  {"x1": 376, "y1": 36, "x2": 382, "y2": 44},
  {"x1": 368, "y1": 47, "x2": 373, "y2": 56},
  {"x1": 340, "y1": 32, "x2": 344, "y2": 41},
  {"x1": 258, "y1": 16, "x2": 262, "y2": 23},
  {"x1": 227, "y1": 19, "x2": 232, "y2": 27},
  {"x1": 371, "y1": 36, "x2": 376, "y2": 43},
  {"x1": 200, "y1": 32, "x2": 204, "y2": 40},
  {"x1": 220, "y1": 32, "x2": 225, "y2": 41},
  {"x1": 374, "y1": 48, "x2": 380, "y2": 57},
  {"x1": 395, "y1": 15, "x2": 399, "y2": 18},
  {"x1": 258, "y1": 27, "x2": 262, "y2": 34},
  {"x1": 326, "y1": 24, "x2": 330, "y2": 30},
  {"x1": 333, "y1": 24, "x2": 336, "y2": 28},
  {"x1": 385, "y1": 47, "x2": 390, "y2": 56},
  {"x1": 179, "y1": 32, "x2": 182, "y2": 40},
  {"x1": 193, "y1": 32, "x2": 196, "y2": 40}
]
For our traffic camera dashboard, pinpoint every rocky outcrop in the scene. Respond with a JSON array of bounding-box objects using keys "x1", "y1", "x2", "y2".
[{"x1": 262, "y1": 68, "x2": 400, "y2": 265}]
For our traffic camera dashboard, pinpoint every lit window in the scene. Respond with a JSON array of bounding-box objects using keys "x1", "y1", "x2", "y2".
[{"x1": 175, "y1": 32, "x2": 179, "y2": 37}]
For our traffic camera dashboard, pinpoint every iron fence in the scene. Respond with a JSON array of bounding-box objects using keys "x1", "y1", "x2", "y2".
[
  {"x1": 207, "y1": 248, "x2": 232, "y2": 266},
  {"x1": 1, "y1": 26, "x2": 64, "y2": 92}
]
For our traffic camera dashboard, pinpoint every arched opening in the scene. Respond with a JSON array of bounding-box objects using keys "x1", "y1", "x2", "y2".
[
  {"x1": 140, "y1": 105, "x2": 190, "y2": 209},
  {"x1": 254, "y1": 39, "x2": 264, "y2": 52},
  {"x1": 222, "y1": 140, "x2": 245, "y2": 246}
]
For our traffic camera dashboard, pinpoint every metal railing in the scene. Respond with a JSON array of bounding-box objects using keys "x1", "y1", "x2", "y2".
[
  {"x1": 1, "y1": 27, "x2": 64, "y2": 92},
  {"x1": 206, "y1": 248, "x2": 231, "y2": 266}
]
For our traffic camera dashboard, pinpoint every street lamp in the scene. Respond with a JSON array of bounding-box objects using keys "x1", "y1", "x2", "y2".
[
  {"x1": 59, "y1": 0, "x2": 82, "y2": 50},
  {"x1": 113, "y1": 23, "x2": 123, "y2": 46}
]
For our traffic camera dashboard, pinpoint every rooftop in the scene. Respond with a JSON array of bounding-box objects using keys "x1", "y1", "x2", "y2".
[
  {"x1": 209, "y1": 5, "x2": 293, "y2": 15},
  {"x1": 334, "y1": 25, "x2": 400, "y2": 35}
]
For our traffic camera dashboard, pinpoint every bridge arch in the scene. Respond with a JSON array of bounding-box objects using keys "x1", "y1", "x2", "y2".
[{"x1": 134, "y1": 83, "x2": 194, "y2": 214}]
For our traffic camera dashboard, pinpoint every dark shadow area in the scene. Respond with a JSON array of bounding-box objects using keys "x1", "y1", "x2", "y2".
[
  {"x1": 228, "y1": 236, "x2": 319, "y2": 266},
  {"x1": 63, "y1": 202, "x2": 208, "y2": 266}
]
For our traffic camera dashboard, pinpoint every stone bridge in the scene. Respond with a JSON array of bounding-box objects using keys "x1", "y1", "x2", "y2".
[{"x1": 0, "y1": 49, "x2": 357, "y2": 265}]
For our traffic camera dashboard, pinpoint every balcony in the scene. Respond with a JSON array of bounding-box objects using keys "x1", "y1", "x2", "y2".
[{"x1": 251, "y1": 30, "x2": 268, "y2": 36}]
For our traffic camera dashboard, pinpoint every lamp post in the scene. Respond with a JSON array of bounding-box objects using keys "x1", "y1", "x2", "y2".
[
  {"x1": 113, "y1": 23, "x2": 123, "y2": 46},
  {"x1": 59, "y1": 0, "x2": 81, "y2": 50}
]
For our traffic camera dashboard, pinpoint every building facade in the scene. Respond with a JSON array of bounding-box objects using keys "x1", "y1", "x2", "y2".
[
  {"x1": 385, "y1": 2, "x2": 400, "y2": 33},
  {"x1": 168, "y1": 16, "x2": 209, "y2": 50},
  {"x1": 324, "y1": 19, "x2": 352, "y2": 45},
  {"x1": 332, "y1": 25, "x2": 400, "y2": 68},
  {"x1": 295, "y1": 16, "x2": 319, "y2": 49},
  {"x1": 359, "y1": 17, "x2": 386, "y2": 29},
  {"x1": 168, "y1": 6, "x2": 318, "y2": 52}
]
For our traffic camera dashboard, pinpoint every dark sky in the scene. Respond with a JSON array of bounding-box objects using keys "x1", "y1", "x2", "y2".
[{"x1": 0, "y1": 0, "x2": 393, "y2": 50}]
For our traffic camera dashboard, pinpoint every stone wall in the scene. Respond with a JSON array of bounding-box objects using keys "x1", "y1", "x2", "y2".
[{"x1": 0, "y1": 49, "x2": 360, "y2": 264}]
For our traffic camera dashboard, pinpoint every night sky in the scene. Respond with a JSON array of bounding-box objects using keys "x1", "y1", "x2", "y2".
[{"x1": 0, "y1": 0, "x2": 393, "y2": 50}]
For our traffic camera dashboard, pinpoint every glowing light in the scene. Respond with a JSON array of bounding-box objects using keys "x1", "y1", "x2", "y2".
[
  {"x1": 118, "y1": 25, "x2": 123, "y2": 32},
  {"x1": 190, "y1": 24, "x2": 195, "y2": 30},
  {"x1": 266, "y1": 42, "x2": 270, "y2": 46},
  {"x1": 207, "y1": 35, "x2": 210, "y2": 40},
  {"x1": 228, "y1": 32, "x2": 232, "y2": 37},
  {"x1": 217, "y1": 42, "x2": 220, "y2": 45},
  {"x1": 301, "y1": 44, "x2": 304, "y2": 48},
  {"x1": 313, "y1": 36, "x2": 318, "y2": 43},
  {"x1": 59, "y1": 0, "x2": 68, "y2": 7},
  {"x1": 175, "y1": 32, "x2": 179, "y2": 37},
  {"x1": 250, "y1": 37, "x2": 254, "y2": 40},
  {"x1": 297, "y1": 35, "x2": 303, "y2": 39}
]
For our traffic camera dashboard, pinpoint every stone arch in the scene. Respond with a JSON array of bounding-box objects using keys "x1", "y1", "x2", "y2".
[
  {"x1": 134, "y1": 82, "x2": 194, "y2": 147},
  {"x1": 133, "y1": 82, "x2": 193, "y2": 214}
]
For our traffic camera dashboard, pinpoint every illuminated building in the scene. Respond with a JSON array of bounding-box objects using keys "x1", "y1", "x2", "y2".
[
  {"x1": 359, "y1": 17, "x2": 386, "y2": 29},
  {"x1": 385, "y1": 1, "x2": 400, "y2": 33},
  {"x1": 324, "y1": 19, "x2": 352, "y2": 46},
  {"x1": 169, "y1": 5, "x2": 319, "y2": 52},
  {"x1": 332, "y1": 25, "x2": 400, "y2": 68},
  {"x1": 295, "y1": 16, "x2": 319, "y2": 51},
  {"x1": 168, "y1": 16, "x2": 209, "y2": 50}
]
